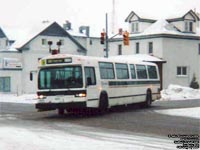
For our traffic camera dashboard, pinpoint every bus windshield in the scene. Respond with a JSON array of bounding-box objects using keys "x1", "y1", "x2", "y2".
[{"x1": 38, "y1": 66, "x2": 83, "y2": 89}]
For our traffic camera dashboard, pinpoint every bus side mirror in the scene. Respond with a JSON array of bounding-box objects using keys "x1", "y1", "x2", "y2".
[
  {"x1": 30, "y1": 72, "x2": 33, "y2": 81},
  {"x1": 86, "y1": 77, "x2": 92, "y2": 86}
]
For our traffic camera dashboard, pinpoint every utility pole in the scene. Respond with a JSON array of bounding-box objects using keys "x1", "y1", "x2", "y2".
[
  {"x1": 101, "y1": 13, "x2": 129, "y2": 57},
  {"x1": 105, "y1": 13, "x2": 109, "y2": 58}
]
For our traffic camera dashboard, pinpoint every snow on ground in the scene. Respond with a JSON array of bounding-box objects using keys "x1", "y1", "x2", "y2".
[
  {"x1": 155, "y1": 84, "x2": 200, "y2": 119},
  {"x1": 0, "y1": 84, "x2": 199, "y2": 150},
  {"x1": 155, "y1": 107, "x2": 200, "y2": 119},
  {"x1": 160, "y1": 84, "x2": 200, "y2": 101},
  {"x1": 0, "y1": 93, "x2": 37, "y2": 104},
  {"x1": 0, "y1": 125, "x2": 175, "y2": 150}
]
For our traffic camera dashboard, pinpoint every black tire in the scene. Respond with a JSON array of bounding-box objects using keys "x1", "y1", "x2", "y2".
[
  {"x1": 145, "y1": 90, "x2": 152, "y2": 108},
  {"x1": 58, "y1": 108, "x2": 65, "y2": 115},
  {"x1": 98, "y1": 92, "x2": 108, "y2": 113}
]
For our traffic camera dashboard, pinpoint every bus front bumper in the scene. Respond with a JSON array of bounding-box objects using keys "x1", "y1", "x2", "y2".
[{"x1": 35, "y1": 102, "x2": 87, "y2": 111}]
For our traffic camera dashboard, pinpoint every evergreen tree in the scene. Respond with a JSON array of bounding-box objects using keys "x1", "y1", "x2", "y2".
[{"x1": 190, "y1": 74, "x2": 199, "y2": 89}]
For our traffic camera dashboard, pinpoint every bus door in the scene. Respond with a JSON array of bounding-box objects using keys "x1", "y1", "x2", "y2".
[{"x1": 84, "y1": 67, "x2": 99, "y2": 106}]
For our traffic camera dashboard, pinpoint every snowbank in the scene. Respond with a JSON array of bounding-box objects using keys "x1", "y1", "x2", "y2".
[
  {"x1": 155, "y1": 107, "x2": 200, "y2": 119},
  {"x1": 0, "y1": 94, "x2": 37, "y2": 104},
  {"x1": 160, "y1": 84, "x2": 200, "y2": 101}
]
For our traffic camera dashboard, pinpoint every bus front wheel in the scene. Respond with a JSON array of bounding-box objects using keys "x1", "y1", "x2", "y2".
[
  {"x1": 58, "y1": 108, "x2": 65, "y2": 115},
  {"x1": 99, "y1": 92, "x2": 108, "y2": 113}
]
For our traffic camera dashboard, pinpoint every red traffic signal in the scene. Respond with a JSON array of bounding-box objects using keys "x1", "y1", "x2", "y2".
[
  {"x1": 100, "y1": 32, "x2": 105, "y2": 44},
  {"x1": 123, "y1": 31, "x2": 129, "y2": 46}
]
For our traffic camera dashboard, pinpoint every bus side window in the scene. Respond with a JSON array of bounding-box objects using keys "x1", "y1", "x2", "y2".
[
  {"x1": 115, "y1": 63, "x2": 129, "y2": 79},
  {"x1": 147, "y1": 65, "x2": 158, "y2": 79},
  {"x1": 130, "y1": 64, "x2": 136, "y2": 79},
  {"x1": 99, "y1": 62, "x2": 115, "y2": 79},
  {"x1": 136, "y1": 65, "x2": 147, "y2": 79},
  {"x1": 85, "y1": 67, "x2": 96, "y2": 86}
]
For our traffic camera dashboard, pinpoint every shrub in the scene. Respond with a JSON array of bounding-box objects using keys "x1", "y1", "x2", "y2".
[{"x1": 190, "y1": 74, "x2": 199, "y2": 89}]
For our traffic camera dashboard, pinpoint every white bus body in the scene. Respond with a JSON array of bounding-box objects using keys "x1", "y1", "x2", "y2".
[{"x1": 35, "y1": 54, "x2": 160, "y2": 113}]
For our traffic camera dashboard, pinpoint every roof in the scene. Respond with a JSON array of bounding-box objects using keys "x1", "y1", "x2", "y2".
[
  {"x1": 110, "y1": 54, "x2": 166, "y2": 63},
  {"x1": 10, "y1": 22, "x2": 87, "y2": 52},
  {"x1": 125, "y1": 11, "x2": 156, "y2": 23},
  {"x1": 167, "y1": 9, "x2": 200, "y2": 22},
  {"x1": 135, "y1": 19, "x2": 200, "y2": 39},
  {"x1": 112, "y1": 19, "x2": 200, "y2": 40},
  {"x1": 0, "y1": 27, "x2": 7, "y2": 38}
]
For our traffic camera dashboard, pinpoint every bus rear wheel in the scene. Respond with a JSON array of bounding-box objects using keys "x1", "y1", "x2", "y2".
[
  {"x1": 141, "y1": 90, "x2": 152, "y2": 108},
  {"x1": 145, "y1": 90, "x2": 152, "y2": 107}
]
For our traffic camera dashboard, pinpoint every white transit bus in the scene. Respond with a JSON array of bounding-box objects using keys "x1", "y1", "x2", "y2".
[{"x1": 35, "y1": 54, "x2": 160, "y2": 114}]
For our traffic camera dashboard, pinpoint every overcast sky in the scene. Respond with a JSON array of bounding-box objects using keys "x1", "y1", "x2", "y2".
[{"x1": 0, "y1": 0, "x2": 200, "y2": 35}]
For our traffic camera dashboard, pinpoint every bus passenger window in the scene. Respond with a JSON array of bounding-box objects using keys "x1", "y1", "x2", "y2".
[
  {"x1": 147, "y1": 66, "x2": 158, "y2": 79},
  {"x1": 130, "y1": 64, "x2": 136, "y2": 79},
  {"x1": 136, "y1": 65, "x2": 147, "y2": 79},
  {"x1": 99, "y1": 62, "x2": 115, "y2": 79},
  {"x1": 85, "y1": 67, "x2": 96, "y2": 85},
  {"x1": 115, "y1": 63, "x2": 129, "y2": 79}
]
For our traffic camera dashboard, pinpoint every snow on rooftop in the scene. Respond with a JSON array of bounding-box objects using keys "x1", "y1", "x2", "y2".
[
  {"x1": 10, "y1": 22, "x2": 53, "y2": 49},
  {"x1": 110, "y1": 54, "x2": 165, "y2": 63},
  {"x1": 140, "y1": 19, "x2": 179, "y2": 35},
  {"x1": 67, "y1": 29, "x2": 87, "y2": 37}
]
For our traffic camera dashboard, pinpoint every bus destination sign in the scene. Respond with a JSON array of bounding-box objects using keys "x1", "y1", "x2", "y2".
[{"x1": 46, "y1": 58, "x2": 72, "y2": 64}]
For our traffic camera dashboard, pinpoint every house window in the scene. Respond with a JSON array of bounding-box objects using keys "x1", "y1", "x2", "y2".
[
  {"x1": 185, "y1": 21, "x2": 193, "y2": 32},
  {"x1": 89, "y1": 39, "x2": 93, "y2": 45},
  {"x1": 136, "y1": 42, "x2": 139, "y2": 54},
  {"x1": 189, "y1": 22, "x2": 193, "y2": 32},
  {"x1": 118, "y1": 44, "x2": 122, "y2": 55},
  {"x1": 131, "y1": 22, "x2": 139, "y2": 33},
  {"x1": 42, "y1": 39, "x2": 47, "y2": 45},
  {"x1": 148, "y1": 42, "x2": 153, "y2": 54},
  {"x1": 177, "y1": 66, "x2": 187, "y2": 76},
  {"x1": 0, "y1": 77, "x2": 11, "y2": 92},
  {"x1": 59, "y1": 39, "x2": 64, "y2": 45}
]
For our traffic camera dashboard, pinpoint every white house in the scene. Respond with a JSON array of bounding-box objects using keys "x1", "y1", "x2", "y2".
[
  {"x1": 0, "y1": 21, "x2": 105, "y2": 94},
  {"x1": 109, "y1": 9, "x2": 200, "y2": 88}
]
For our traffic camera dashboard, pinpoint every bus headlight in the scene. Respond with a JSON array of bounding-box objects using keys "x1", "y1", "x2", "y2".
[
  {"x1": 75, "y1": 93, "x2": 86, "y2": 97},
  {"x1": 37, "y1": 95, "x2": 46, "y2": 99}
]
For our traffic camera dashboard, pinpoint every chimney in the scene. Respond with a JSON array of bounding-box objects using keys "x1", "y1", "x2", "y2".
[
  {"x1": 79, "y1": 26, "x2": 90, "y2": 37},
  {"x1": 63, "y1": 20, "x2": 71, "y2": 30}
]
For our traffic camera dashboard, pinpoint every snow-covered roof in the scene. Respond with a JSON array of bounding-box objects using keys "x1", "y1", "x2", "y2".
[
  {"x1": 110, "y1": 54, "x2": 166, "y2": 63},
  {"x1": 140, "y1": 19, "x2": 179, "y2": 35},
  {"x1": 137, "y1": 19, "x2": 200, "y2": 37},
  {"x1": 113, "y1": 19, "x2": 200, "y2": 39},
  {"x1": 0, "y1": 27, "x2": 7, "y2": 38},
  {"x1": 166, "y1": 9, "x2": 200, "y2": 21},
  {"x1": 67, "y1": 30, "x2": 87, "y2": 37},
  {"x1": 2, "y1": 21, "x2": 87, "y2": 52},
  {"x1": 9, "y1": 22, "x2": 53, "y2": 49},
  {"x1": 125, "y1": 10, "x2": 157, "y2": 22}
]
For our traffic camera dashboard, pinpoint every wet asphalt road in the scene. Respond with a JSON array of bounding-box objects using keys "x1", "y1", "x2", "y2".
[{"x1": 0, "y1": 99, "x2": 199, "y2": 137}]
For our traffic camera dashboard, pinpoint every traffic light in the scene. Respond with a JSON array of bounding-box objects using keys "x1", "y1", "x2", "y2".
[
  {"x1": 123, "y1": 31, "x2": 129, "y2": 46},
  {"x1": 100, "y1": 32, "x2": 105, "y2": 44}
]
